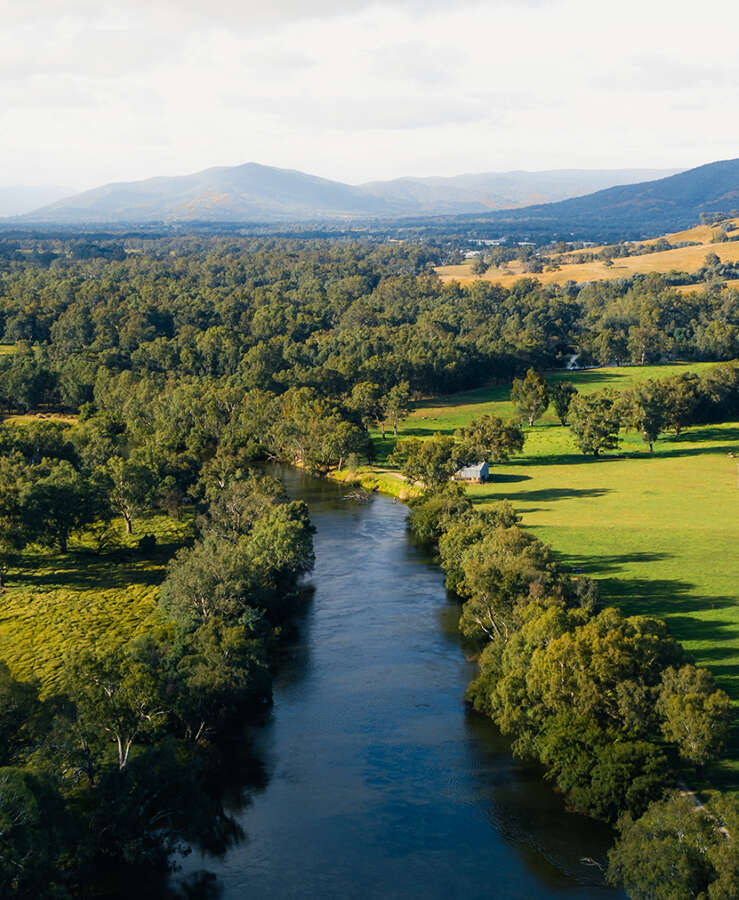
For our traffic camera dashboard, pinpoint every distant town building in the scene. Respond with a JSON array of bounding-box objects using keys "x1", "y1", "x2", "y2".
[{"x1": 453, "y1": 461, "x2": 490, "y2": 483}]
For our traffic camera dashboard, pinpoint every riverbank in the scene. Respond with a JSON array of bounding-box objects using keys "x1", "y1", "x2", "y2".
[
  {"x1": 338, "y1": 411, "x2": 739, "y2": 789},
  {"x1": 327, "y1": 465, "x2": 422, "y2": 500},
  {"x1": 177, "y1": 466, "x2": 622, "y2": 899}
]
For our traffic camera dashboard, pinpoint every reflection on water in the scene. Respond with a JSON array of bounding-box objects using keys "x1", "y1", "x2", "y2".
[{"x1": 176, "y1": 467, "x2": 624, "y2": 899}]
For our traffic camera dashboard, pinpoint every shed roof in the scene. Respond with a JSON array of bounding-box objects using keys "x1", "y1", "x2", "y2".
[{"x1": 456, "y1": 461, "x2": 488, "y2": 479}]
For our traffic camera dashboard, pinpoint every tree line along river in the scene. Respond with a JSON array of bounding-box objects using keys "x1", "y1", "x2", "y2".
[{"x1": 177, "y1": 467, "x2": 624, "y2": 899}]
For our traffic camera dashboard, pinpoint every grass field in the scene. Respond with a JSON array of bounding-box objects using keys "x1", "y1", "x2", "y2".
[
  {"x1": 1, "y1": 412, "x2": 79, "y2": 425},
  {"x1": 373, "y1": 363, "x2": 716, "y2": 455},
  {"x1": 436, "y1": 219, "x2": 739, "y2": 288},
  {"x1": 472, "y1": 422, "x2": 739, "y2": 789},
  {"x1": 558, "y1": 221, "x2": 739, "y2": 259},
  {"x1": 0, "y1": 512, "x2": 193, "y2": 695},
  {"x1": 370, "y1": 364, "x2": 739, "y2": 785}
]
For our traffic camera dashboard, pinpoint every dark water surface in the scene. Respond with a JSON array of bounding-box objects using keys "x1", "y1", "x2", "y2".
[{"x1": 180, "y1": 469, "x2": 623, "y2": 899}]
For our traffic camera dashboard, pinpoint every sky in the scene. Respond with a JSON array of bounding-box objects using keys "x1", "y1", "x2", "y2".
[{"x1": 2, "y1": 0, "x2": 739, "y2": 190}]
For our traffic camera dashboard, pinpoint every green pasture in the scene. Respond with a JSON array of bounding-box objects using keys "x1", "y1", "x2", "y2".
[
  {"x1": 468, "y1": 424, "x2": 738, "y2": 684},
  {"x1": 379, "y1": 362, "x2": 717, "y2": 454},
  {"x1": 372, "y1": 363, "x2": 739, "y2": 784},
  {"x1": 473, "y1": 422, "x2": 739, "y2": 787},
  {"x1": 0, "y1": 512, "x2": 193, "y2": 695}
]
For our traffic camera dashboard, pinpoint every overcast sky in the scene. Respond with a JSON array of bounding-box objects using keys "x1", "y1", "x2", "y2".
[{"x1": 2, "y1": 0, "x2": 738, "y2": 190}]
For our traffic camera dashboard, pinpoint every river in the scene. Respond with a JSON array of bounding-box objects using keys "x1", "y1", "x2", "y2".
[{"x1": 178, "y1": 468, "x2": 624, "y2": 899}]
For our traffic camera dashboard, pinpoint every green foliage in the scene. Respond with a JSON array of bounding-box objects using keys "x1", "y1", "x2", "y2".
[
  {"x1": 661, "y1": 371, "x2": 700, "y2": 434},
  {"x1": 620, "y1": 379, "x2": 667, "y2": 451},
  {"x1": 658, "y1": 665, "x2": 732, "y2": 767},
  {"x1": 0, "y1": 663, "x2": 43, "y2": 767},
  {"x1": 549, "y1": 380, "x2": 578, "y2": 425},
  {"x1": 101, "y1": 456, "x2": 156, "y2": 534},
  {"x1": 568, "y1": 390, "x2": 622, "y2": 455},
  {"x1": 0, "y1": 767, "x2": 68, "y2": 898},
  {"x1": 384, "y1": 381, "x2": 411, "y2": 437},
  {"x1": 167, "y1": 617, "x2": 271, "y2": 740},
  {"x1": 422, "y1": 486, "x2": 732, "y2": 832},
  {"x1": 160, "y1": 498, "x2": 313, "y2": 628},
  {"x1": 0, "y1": 421, "x2": 77, "y2": 465},
  {"x1": 511, "y1": 368, "x2": 549, "y2": 426},
  {"x1": 348, "y1": 381, "x2": 383, "y2": 433},
  {"x1": 270, "y1": 387, "x2": 367, "y2": 471},
  {"x1": 407, "y1": 483, "x2": 472, "y2": 546},
  {"x1": 608, "y1": 792, "x2": 739, "y2": 900},
  {"x1": 536, "y1": 714, "x2": 670, "y2": 820},
  {"x1": 436, "y1": 502, "x2": 520, "y2": 594},
  {"x1": 0, "y1": 464, "x2": 314, "y2": 894},
  {"x1": 19, "y1": 460, "x2": 106, "y2": 553},
  {"x1": 389, "y1": 434, "x2": 460, "y2": 488},
  {"x1": 0, "y1": 350, "x2": 56, "y2": 413},
  {"x1": 159, "y1": 535, "x2": 253, "y2": 627},
  {"x1": 455, "y1": 414, "x2": 524, "y2": 463},
  {"x1": 0, "y1": 231, "x2": 737, "y2": 895},
  {"x1": 65, "y1": 648, "x2": 167, "y2": 770},
  {"x1": 457, "y1": 525, "x2": 556, "y2": 642}
]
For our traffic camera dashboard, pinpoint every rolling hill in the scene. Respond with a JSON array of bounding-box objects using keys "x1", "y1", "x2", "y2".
[
  {"x1": 16, "y1": 163, "x2": 395, "y2": 224},
  {"x1": 436, "y1": 216, "x2": 739, "y2": 289},
  {"x1": 358, "y1": 168, "x2": 679, "y2": 214},
  {"x1": 11, "y1": 163, "x2": 678, "y2": 225},
  {"x1": 475, "y1": 158, "x2": 739, "y2": 238}
]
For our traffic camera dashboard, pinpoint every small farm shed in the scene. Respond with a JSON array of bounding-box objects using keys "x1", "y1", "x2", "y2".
[{"x1": 453, "y1": 461, "x2": 489, "y2": 484}]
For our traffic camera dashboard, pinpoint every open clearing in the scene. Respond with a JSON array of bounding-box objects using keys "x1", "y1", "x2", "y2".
[
  {"x1": 472, "y1": 422, "x2": 739, "y2": 788},
  {"x1": 436, "y1": 219, "x2": 739, "y2": 288},
  {"x1": 372, "y1": 363, "x2": 739, "y2": 785},
  {"x1": 0, "y1": 512, "x2": 192, "y2": 694},
  {"x1": 1, "y1": 412, "x2": 80, "y2": 425},
  {"x1": 378, "y1": 363, "x2": 716, "y2": 447}
]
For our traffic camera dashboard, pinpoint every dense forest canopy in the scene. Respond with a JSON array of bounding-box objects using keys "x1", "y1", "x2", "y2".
[{"x1": 0, "y1": 236, "x2": 737, "y2": 412}]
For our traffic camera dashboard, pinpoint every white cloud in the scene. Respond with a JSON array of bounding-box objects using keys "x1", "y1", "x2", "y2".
[{"x1": 0, "y1": 0, "x2": 738, "y2": 188}]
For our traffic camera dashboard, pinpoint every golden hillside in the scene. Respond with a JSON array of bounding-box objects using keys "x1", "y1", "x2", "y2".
[{"x1": 436, "y1": 219, "x2": 739, "y2": 288}]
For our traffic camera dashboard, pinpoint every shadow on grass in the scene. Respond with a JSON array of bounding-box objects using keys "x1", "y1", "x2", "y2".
[
  {"x1": 398, "y1": 425, "x2": 456, "y2": 438},
  {"x1": 488, "y1": 472, "x2": 531, "y2": 484},
  {"x1": 654, "y1": 443, "x2": 739, "y2": 460},
  {"x1": 511, "y1": 452, "x2": 620, "y2": 468},
  {"x1": 670, "y1": 425, "x2": 739, "y2": 444},
  {"x1": 554, "y1": 548, "x2": 739, "y2": 688},
  {"x1": 601, "y1": 589, "x2": 736, "y2": 690},
  {"x1": 410, "y1": 384, "x2": 510, "y2": 409},
  {"x1": 549, "y1": 370, "x2": 634, "y2": 387},
  {"x1": 10, "y1": 551, "x2": 165, "y2": 592},
  {"x1": 561, "y1": 551, "x2": 672, "y2": 573},
  {"x1": 486, "y1": 486, "x2": 611, "y2": 503},
  {"x1": 509, "y1": 436, "x2": 738, "y2": 467},
  {"x1": 412, "y1": 369, "x2": 641, "y2": 412}
]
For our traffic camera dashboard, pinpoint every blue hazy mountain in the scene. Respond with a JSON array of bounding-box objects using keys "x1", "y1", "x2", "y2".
[{"x1": 15, "y1": 162, "x2": 681, "y2": 224}]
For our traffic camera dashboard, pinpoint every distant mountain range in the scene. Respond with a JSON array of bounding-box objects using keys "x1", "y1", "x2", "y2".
[
  {"x1": 477, "y1": 158, "x2": 739, "y2": 237},
  {"x1": 357, "y1": 169, "x2": 681, "y2": 215},
  {"x1": 9, "y1": 164, "x2": 679, "y2": 225},
  {"x1": 6, "y1": 159, "x2": 739, "y2": 240}
]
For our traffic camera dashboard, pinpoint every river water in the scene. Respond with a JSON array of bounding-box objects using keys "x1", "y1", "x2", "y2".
[{"x1": 179, "y1": 468, "x2": 623, "y2": 899}]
